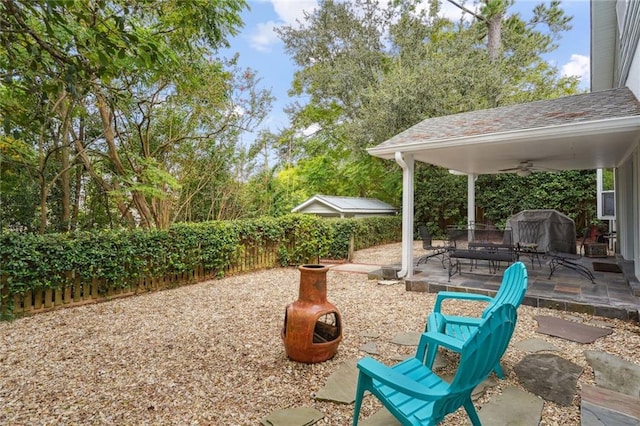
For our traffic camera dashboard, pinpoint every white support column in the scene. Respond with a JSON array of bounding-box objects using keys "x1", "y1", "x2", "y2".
[{"x1": 395, "y1": 152, "x2": 414, "y2": 278}]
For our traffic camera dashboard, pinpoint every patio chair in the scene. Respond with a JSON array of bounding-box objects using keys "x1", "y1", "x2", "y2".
[
  {"x1": 424, "y1": 261, "x2": 527, "y2": 379},
  {"x1": 516, "y1": 220, "x2": 542, "y2": 268},
  {"x1": 416, "y1": 225, "x2": 448, "y2": 268},
  {"x1": 546, "y1": 234, "x2": 596, "y2": 283},
  {"x1": 352, "y1": 303, "x2": 518, "y2": 426}
]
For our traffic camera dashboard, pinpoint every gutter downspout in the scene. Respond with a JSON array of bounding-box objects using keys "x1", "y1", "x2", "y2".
[
  {"x1": 468, "y1": 173, "x2": 476, "y2": 233},
  {"x1": 395, "y1": 152, "x2": 414, "y2": 278}
]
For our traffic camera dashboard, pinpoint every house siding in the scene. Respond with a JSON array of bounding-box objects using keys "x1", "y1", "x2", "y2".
[
  {"x1": 617, "y1": 0, "x2": 640, "y2": 88},
  {"x1": 626, "y1": 35, "x2": 640, "y2": 98},
  {"x1": 619, "y1": 0, "x2": 640, "y2": 277}
]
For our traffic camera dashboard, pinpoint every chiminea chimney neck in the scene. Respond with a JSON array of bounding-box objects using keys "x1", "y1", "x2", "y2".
[{"x1": 297, "y1": 264, "x2": 329, "y2": 304}]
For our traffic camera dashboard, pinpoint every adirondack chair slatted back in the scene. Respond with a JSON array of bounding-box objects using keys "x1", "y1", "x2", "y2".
[
  {"x1": 481, "y1": 261, "x2": 528, "y2": 318},
  {"x1": 429, "y1": 304, "x2": 518, "y2": 423}
]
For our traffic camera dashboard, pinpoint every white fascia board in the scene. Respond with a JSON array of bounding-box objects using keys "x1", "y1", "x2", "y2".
[{"x1": 292, "y1": 196, "x2": 330, "y2": 213}]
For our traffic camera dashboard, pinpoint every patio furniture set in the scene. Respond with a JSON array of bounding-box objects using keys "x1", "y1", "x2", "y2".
[{"x1": 417, "y1": 223, "x2": 599, "y2": 283}]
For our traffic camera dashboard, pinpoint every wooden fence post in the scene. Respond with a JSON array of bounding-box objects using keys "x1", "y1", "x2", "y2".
[{"x1": 348, "y1": 235, "x2": 355, "y2": 262}]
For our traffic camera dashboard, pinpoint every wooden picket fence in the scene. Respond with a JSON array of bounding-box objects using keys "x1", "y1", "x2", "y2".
[{"x1": 5, "y1": 241, "x2": 285, "y2": 317}]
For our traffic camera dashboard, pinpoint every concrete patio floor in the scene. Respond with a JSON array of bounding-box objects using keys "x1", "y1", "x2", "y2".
[{"x1": 380, "y1": 253, "x2": 640, "y2": 322}]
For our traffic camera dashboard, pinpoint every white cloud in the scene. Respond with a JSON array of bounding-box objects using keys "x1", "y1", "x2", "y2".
[
  {"x1": 562, "y1": 54, "x2": 590, "y2": 86},
  {"x1": 249, "y1": 21, "x2": 280, "y2": 52},
  {"x1": 437, "y1": 1, "x2": 476, "y2": 22},
  {"x1": 248, "y1": 1, "x2": 318, "y2": 52},
  {"x1": 270, "y1": 0, "x2": 318, "y2": 25},
  {"x1": 301, "y1": 122, "x2": 321, "y2": 137}
]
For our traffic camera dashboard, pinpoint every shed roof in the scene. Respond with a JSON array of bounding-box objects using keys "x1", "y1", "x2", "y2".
[{"x1": 292, "y1": 195, "x2": 398, "y2": 214}]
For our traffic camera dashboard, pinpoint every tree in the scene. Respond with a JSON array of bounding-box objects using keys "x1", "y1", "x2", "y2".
[
  {"x1": 1, "y1": 0, "x2": 275, "y2": 231},
  {"x1": 476, "y1": 170, "x2": 597, "y2": 229},
  {"x1": 275, "y1": 0, "x2": 581, "y2": 228}
]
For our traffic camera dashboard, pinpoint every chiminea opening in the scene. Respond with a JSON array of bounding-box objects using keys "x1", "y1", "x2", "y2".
[{"x1": 313, "y1": 312, "x2": 340, "y2": 343}]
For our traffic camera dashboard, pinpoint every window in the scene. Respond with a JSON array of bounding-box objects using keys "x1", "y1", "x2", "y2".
[{"x1": 597, "y1": 169, "x2": 615, "y2": 219}]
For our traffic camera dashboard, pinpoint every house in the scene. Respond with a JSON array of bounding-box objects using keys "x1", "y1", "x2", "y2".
[
  {"x1": 367, "y1": 1, "x2": 640, "y2": 281},
  {"x1": 291, "y1": 195, "x2": 398, "y2": 218}
]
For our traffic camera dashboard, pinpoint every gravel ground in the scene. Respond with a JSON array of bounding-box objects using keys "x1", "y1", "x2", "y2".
[{"x1": 1, "y1": 242, "x2": 639, "y2": 425}]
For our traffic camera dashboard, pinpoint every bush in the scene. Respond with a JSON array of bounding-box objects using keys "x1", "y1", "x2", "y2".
[{"x1": 0, "y1": 214, "x2": 401, "y2": 319}]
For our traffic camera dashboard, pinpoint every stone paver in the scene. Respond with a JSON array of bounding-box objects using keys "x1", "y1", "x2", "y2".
[
  {"x1": 329, "y1": 263, "x2": 382, "y2": 274},
  {"x1": 534, "y1": 315, "x2": 613, "y2": 343},
  {"x1": 314, "y1": 358, "x2": 359, "y2": 404},
  {"x1": 390, "y1": 331, "x2": 421, "y2": 346},
  {"x1": 478, "y1": 385, "x2": 544, "y2": 426},
  {"x1": 377, "y1": 279, "x2": 400, "y2": 286},
  {"x1": 584, "y1": 350, "x2": 640, "y2": 398},
  {"x1": 261, "y1": 407, "x2": 324, "y2": 426},
  {"x1": 359, "y1": 342, "x2": 378, "y2": 354},
  {"x1": 514, "y1": 353, "x2": 583, "y2": 406},
  {"x1": 514, "y1": 337, "x2": 560, "y2": 353},
  {"x1": 581, "y1": 384, "x2": 640, "y2": 426}
]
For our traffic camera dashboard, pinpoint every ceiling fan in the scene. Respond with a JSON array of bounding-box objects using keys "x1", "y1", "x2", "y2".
[{"x1": 499, "y1": 161, "x2": 553, "y2": 177}]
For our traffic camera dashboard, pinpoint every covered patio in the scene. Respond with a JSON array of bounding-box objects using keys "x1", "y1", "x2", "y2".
[{"x1": 367, "y1": 87, "x2": 640, "y2": 282}]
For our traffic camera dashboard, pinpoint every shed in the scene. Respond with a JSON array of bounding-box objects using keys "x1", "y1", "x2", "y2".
[
  {"x1": 292, "y1": 195, "x2": 398, "y2": 218},
  {"x1": 506, "y1": 209, "x2": 577, "y2": 254}
]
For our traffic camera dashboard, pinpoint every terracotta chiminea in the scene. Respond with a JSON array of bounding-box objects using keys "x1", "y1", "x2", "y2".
[{"x1": 282, "y1": 264, "x2": 342, "y2": 363}]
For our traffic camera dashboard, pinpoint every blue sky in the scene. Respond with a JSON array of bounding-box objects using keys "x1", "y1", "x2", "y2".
[{"x1": 222, "y1": 0, "x2": 591, "y2": 140}]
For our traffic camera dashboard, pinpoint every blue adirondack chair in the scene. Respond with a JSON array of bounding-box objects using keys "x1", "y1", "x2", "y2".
[
  {"x1": 352, "y1": 303, "x2": 518, "y2": 426},
  {"x1": 424, "y1": 261, "x2": 528, "y2": 379}
]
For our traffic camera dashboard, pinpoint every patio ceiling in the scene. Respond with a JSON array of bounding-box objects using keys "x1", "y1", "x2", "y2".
[{"x1": 368, "y1": 87, "x2": 640, "y2": 175}]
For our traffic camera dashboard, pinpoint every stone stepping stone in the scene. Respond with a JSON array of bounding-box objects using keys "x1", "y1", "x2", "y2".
[
  {"x1": 360, "y1": 408, "x2": 401, "y2": 425},
  {"x1": 388, "y1": 351, "x2": 448, "y2": 368},
  {"x1": 438, "y1": 374, "x2": 497, "y2": 400},
  {"x1": 390, "y1": 331, "x2": 421, "y2": 346},
  {"x1": 314, "y1": 358, "x2": 359, "y2": 404},
  {"x1": 581, "y1": 384, "x2": 640, "y2": 425},
  {"x1": 472, "y1": 376, "x2": 498, "y2": 400},
  {"x1": 359, "y1": 331, "x2": 380, "y2": 339},
  {"x1": 584, "y1": 350, "x2": 640, "y2": 398},
  {"x1": 515, "y1": 337, "x2": 560, "y2": 353},
  {"x1": 534, "y1": 315, "x2": 612, "y2": 343},
  {"x1": 478, "y1": 385, "x2": 544, "y2": 426},
  {"x1": 514, "y1": 353, "x2": 583, "y2": 406},
  {"x1": 389, "y1": 353, "x2": 411, "y2": 362},
  {"x1": 261, "y1": 406, "x2": 324, "y2": 426},
  {"x1": 359, "y1": 342, "x2": 378, "y2": 354}
]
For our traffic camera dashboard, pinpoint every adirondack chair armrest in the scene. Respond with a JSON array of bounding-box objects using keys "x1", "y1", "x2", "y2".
[
  {"x1": 357, "y1": 357, "x2": 446, "y2": 400},
  {"x1": 438, "y1": 316, "x2": 483, "y2": 328},
  {"x1": 433, "y1": 291, "x2": 493, "y2": 313},
  {"x1": 421, "y1": 331, "x2": 465, "y2": 352}
]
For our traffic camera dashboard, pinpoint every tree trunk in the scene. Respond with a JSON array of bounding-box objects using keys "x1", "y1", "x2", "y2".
[
  {"x1": 59, "y1": 114, "x2": 71, "y2": 231},
  {"x1": 95, "y1": 90, "x2": 155, "y2": 228},
  {"x1": 486, "y1": 12, "x2": 502, "y2": 63},
  {"x1": 485, "y1": 1, "x2": 504, "y2": 108}
]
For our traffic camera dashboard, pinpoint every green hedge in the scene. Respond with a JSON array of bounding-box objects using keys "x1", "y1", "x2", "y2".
[{"x1": 0, "y1": 214, "x2": 401, "y2": 319}]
